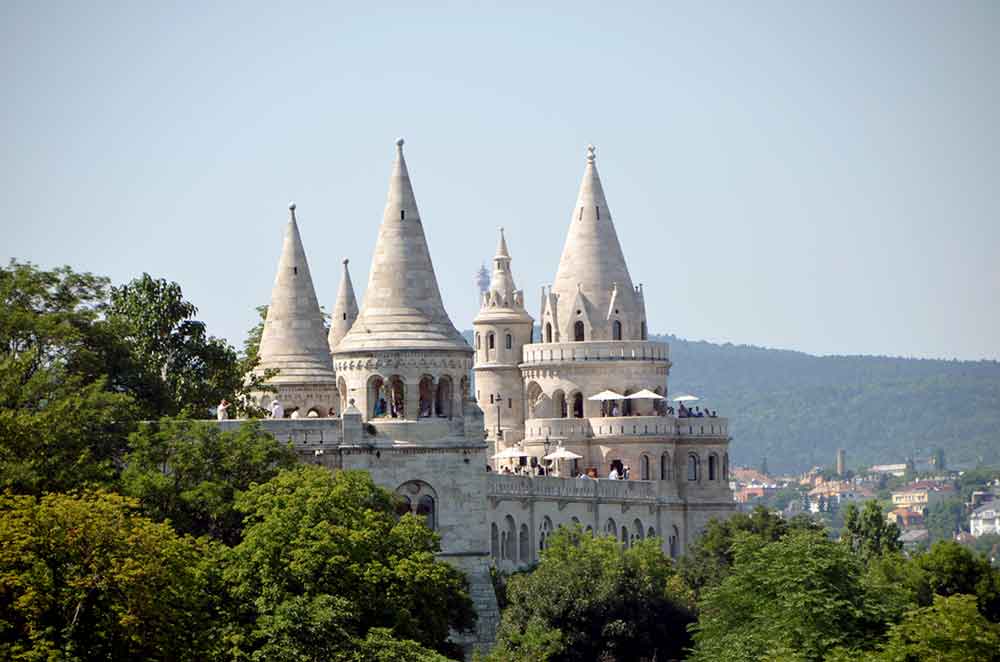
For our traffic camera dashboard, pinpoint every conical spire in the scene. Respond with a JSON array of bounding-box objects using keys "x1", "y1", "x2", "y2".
[
  {"x1": 327, "y1": 258, "x2": 359, "y2": 352},
  {"x1": 475, "y1": 227, "x2": 531, "y2": 323},
  {"x1": 550, "y1": 145, "x2": 641, "y2": 339},
  {"x1": 257, "y1": 203, "x2": 336, "y2": 382},
  {"x1": 335, "y1": 139, "x2": 470, "y2": 353}
]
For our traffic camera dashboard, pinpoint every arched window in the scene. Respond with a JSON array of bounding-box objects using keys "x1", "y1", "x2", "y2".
[
  {"x1": 545, "y1": 323, "x2": 553, "y2": 342},
  {"x1": 504, "y1": 516, "x2": 516, "y2": 562},
  {"x1": 661, "y1": 452, "x2": 672, "y2": 481},
  {"x1": 574, "y1": 321, "x2": 585, "y2": 342},
  {"x1": 368, "y1": 375, "x2": 386, "y2": 418},
  {"x1": 388, "y1": 375, "x2": 405, "y2": 418},
  {"x1": 519, "y1": 523, "x2": 530, "y2": 563},
  {"x1": 491, "y1": 523, "x2": 500, "y2": 562},
  {"x1": 487, "y1": 333, "x2": 495, "y2": 350},
  {"x1": 395, "y1": 481, "x2": 437, "y2": 530},
  {"x1": 641, "y1": 321, "x2": 647, "y2": 340},
  {"x1": 475, "y1": 333, "x2": 481, "y2": 349},
  {"x1": 526, "y1": 382, "x2": 543, "y2": 419},
  {"x1": 395, "y1": 495, "x2": 411, "y2": 517},
  {"x1": 612, "y1": 320, "x2": 622, "y2": 340},
  {"x1": 687, "y1": 454, "x2": 700, "y2": 482},
  {"x1": 633, "y1": 519, "x2": 644, "y2": 542},
  {"x1": 539, "y1": 517, "x2": 554, "y2": 551},
  {"x1": 605, "y1": 518, "x2": 617, "y2": 537},
  {"x1": 640, "y1": 454, "x2": 650, "y2": 480},
  {"x1": 647, "y1": 526, "x2": 656, "y2": 539},
  {"x1": 553, "y1": 390, "x2": 566, "y2": 419},
  {"x1": 505, "y1": 333, "x2": 512, "y2": 350},
  {"x1": 435, "y1": 376, "x2": 453, "y2": 418},
  {"x1": 418, "y1": 375, "x2": 434, "y2": 418},
  {"x1": 709, "y1": 453, "x2": 718, "y2": 481},
  {"x1": 621, "y1": 525, "x2": 629, "y2": 547},
  {"x1": 572, "y1": 392, "x2": 583, "y2": 418}
]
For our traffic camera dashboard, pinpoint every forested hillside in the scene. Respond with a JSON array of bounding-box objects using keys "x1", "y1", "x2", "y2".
[
  {"x1": 661, "y1": 335, "x2": 1000, "y2": 473},
  {"x1": 465, "y1": 330, "x2": 1000, "y2": 474}
]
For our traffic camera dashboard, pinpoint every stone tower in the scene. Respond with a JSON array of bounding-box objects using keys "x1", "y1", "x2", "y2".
[
  {"x1": 327, "y1": 258, "x2": 359, "y2": 354},
  {"x1": 254, "y1": 203, "x2": 338, "y2": 415},
  {"x1": 330, "y1": 140, "x2": 498, "y2": 648},
  {"x1": 473, "y1": 228, "x2": 534, "y2": 448},
  {"x1": 541, "y1": 145, "x2": 647, "y2": 344}
]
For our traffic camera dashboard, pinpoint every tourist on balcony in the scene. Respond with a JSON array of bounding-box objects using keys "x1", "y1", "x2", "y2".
[
  {"x1": 269, "y1": 399, "x2": 284, "y2": 419},
  {"x1": 609, "y1": 465, "x2": 620, "y2": 480},
  {"x1": 623, "y1": 464, "x2": 631, "y2": 479},
  {"x1": 217, "y1": 399, "x2": 230, "y2": 421},
  {"x1": 328, "y1": 407, "x2": 337, "y2": 418}
]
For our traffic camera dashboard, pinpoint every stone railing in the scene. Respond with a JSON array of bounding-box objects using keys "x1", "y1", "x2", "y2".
[
  {"x1": 522, "y1": 415, "x2": 728, "y2": 440},
  {"x1": 520, "y1": 340, "x2": 669, "y2": 365},
  {"x1": 488, "y1": 474, "x2": 658, "y2": 502},
  {"x1": 217, "y1": 418, "x2": 343, "y2": 447}
]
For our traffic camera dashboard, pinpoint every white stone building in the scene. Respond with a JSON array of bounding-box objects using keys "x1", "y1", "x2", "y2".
[
  {"x1": 234, "y1": 139, "x2": 734, "y2": 649},
  {"x1": 971, "y1": 502, "x2": 1000, "y2": 537}
]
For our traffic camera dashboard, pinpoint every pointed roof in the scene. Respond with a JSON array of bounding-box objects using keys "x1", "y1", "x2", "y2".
[
  {"x1": 257, "y1": 203, "x2": 336, "y2": 382},
  {"x1": 551, "y1": 145, "x2": 638, "y2": 334},
  {"x1": 335, "y1": 139, "x2": 470, "y2": 353},
  {"x1": 327, "y1": 258, "x2": 359, "y2": 353},
  {"x1": 474, "y1": 227, "x2": 532, "y2": 324}
]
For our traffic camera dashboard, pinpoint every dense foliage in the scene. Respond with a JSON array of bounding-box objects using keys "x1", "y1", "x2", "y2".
[{"x1": 487, "y1": 528, "x2": 694, "y2": 662}]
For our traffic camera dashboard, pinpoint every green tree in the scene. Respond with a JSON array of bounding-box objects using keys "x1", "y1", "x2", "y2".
[
  {"x1": 496, "y1": 527, "x2": 695, "y2": 662},
  {"x1": 121, "y1": 419, "x2": 298, "y2": 545},
  {"x1": 0, "y1": 261, "x2": 137, "y2": 493},
  {"x1": 924, "y1": 497, "x2": 965, "y2": 542},
  {"x1": 689, "y1": 530, "x2": 895, "y2": 662},
  {"x1": 0, "y1": 490, "x2": 219, "y2": 661},
  {"x1": 224, "y1": 466, "x2": 475, "y2": 659},
  {"x1": 841, "y1": 500, "x2": 902, "y2": 562},
  {"x1": 869, "y1": 594, "x2": 1000, "y2": 662},
  {"x1": 106, "y1": 274, "x2": 267, "y2": 418},
  {"x1": 677, "y1": 505, "x2": 820, "y2": 596},
  {"x1": 912, "y1": 540, "x2": 1000, "y2": 622},
  {"x1": 932, "y1": 447, "x2": 946, "y2": 470}
]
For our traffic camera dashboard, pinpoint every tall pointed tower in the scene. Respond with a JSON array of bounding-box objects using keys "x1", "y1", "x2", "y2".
[
  {"x1": 330, "y1": 140, "x2": 497, "y2": 650},
  {"x1": 542, "y1": 145, "x2": 647, "y2": 343},
  {"x1": 473, "y1": 228, "x2": 534, "y2": 449},
  {"x1": 254, "y1": 203, "x2": 338, "y2": 415},
  {"x1": 327, "y1": 258, "x2": 358, "y2": 353}
]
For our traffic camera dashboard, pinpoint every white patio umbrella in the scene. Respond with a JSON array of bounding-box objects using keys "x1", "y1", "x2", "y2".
[
  {"x1": 672, "y1": 394, "x2": 700, "y2": 402},
  {"x1": 588, "y1": 389, "x2": 625, "y2": 401},
  {"x1": 626, "y1": 389, "x2": 665, "y2": 400},
  {"x1": 543, "y1": 445, "x2": 583, "y2": 477},
  {"x1": 492, "y1": 447, "x2": 529, "y2": 460}
]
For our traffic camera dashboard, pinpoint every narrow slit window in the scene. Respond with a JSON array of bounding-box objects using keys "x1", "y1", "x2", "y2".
[
  {"x1": 401, "y1": 210, "x2": 405, "y2": 220},
  {"x1": 578, "y1": 207, "x2": 583, "y2": 220},
  {"x1": 293, "y1": 267, "x2": 298, "y2": 275},
  {"x1": 596, "y1": 206, "x2": 600, "y2": 219}
]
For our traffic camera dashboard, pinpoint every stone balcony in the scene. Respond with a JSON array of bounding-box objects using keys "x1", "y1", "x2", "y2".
[
  {"x1": 488, "y1": 474, "x2": 659, "y2": 502},
  {"x1": 522, "y1": 415, "x2": 729, "y2": 441},
  {"x1": 520, "y1": 339, "x2": 669, "y2": 365}
]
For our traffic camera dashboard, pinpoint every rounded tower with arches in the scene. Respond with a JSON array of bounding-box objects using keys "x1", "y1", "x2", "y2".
[{"x1": 472, "y1": 228, "x2": 534, "y2": 451}]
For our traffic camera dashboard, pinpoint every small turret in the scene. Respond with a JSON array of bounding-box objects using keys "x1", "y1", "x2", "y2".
[
  {"x1": 328, "y1": 258, "x2": 359, "y2": 353},
  {"x1": 473, "y1": 227, "x2": 534, "y2": 446}
]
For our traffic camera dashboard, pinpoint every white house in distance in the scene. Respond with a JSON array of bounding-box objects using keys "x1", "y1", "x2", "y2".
[{"x1": 971, "y1": 502, "x2": 1000, "y2": 538}]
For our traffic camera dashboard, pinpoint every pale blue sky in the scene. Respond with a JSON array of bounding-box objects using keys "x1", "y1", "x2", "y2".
[{"x1": 3, "y1": 1, "x2": 997, "y2": 360}]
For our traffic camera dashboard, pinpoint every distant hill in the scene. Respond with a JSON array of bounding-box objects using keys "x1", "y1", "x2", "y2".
[{"x1": 462, "y1": 330, "x2": 1000, "y2": 474}]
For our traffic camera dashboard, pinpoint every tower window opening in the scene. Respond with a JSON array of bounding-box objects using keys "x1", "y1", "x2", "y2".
[
  {"x1": 490, "y1": 394, "x2": 494, "y2": 404},
  {"x1": 612, "y1": 320, "x2": 622, "y2": 340},
  {"x1": 578, "y1": 207, "x2": 583, "y2": 220},
  {"x1": 574, "y1": 321, "x2": 585, "y2": 342},
  {"x1": 293, "y1": 267, "x2": 298, "y2": 275},
  {"x1": 641, "y1": 321, "x2": 647, "y2": 340},
  {"x1": 342, "y1": 313, "x2": 347, "y2": 320},
  {"x1": 475, "y1": 333, "x2": 481, "y2": 349},
  {"x1": 488, "y1": 333, "x2": 495, "y2": 350},
  {"x1": 508, "y1": 398, "x2": 512, "y2": 409},
  {"x1": 596, "y1": 206, "x2": 600, "y2": 220},
  {"x1": 400, "y1": 210, "x2": 405, "y2": 220},
  {"x1": 505, "y1": 333, "x2": 512, "y2": 350},
  {"x1": 545, "y1": 323, "x2": 552, "y2": 343}
]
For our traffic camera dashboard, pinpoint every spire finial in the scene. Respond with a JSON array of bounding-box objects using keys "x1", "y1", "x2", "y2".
[
  {"x1": 396, "y1": 137, "x2": 405, "y2": 148},
  {"x1": 586, "y1": 144, "x2": 596, "y2": 163},
  {"x1": 342, "y1": 258, "x2": 349, "y2": 266},
  {"x1": 288, "y1": 202, "x2": 297, "y2": 221}
]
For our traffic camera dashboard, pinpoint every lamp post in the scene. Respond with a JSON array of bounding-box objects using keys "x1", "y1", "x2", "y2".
[{"x1": 494, "y1": 391, "x2": 503, "y2": 443}]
